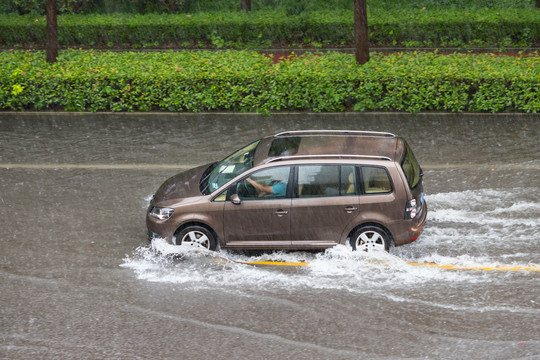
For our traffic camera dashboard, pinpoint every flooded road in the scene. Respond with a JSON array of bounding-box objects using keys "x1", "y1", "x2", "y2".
[{"x1": 1, "y1": 112, "x2": 539, "y2": 359}]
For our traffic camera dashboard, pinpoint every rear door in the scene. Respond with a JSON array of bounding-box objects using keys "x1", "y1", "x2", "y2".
[
  {"x1": 358, "y1": 165, "x2": 402, "y2": 221},
  {"x1": 290, "y1": 165, "x2": 359, "y2": 247}
]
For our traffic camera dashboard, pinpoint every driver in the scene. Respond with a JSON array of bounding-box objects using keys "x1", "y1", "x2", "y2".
[{"x1": 246, "y1": 176, "x2": 287, "y2": 197}]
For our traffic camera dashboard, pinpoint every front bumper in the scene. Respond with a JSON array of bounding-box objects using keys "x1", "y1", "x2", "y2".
[
  {"x1": 147, "y1": 228, "x2": 160, "y2": 240},
  {"x1": 146, "y1": 211, "x2": 176, "y2": 243}
]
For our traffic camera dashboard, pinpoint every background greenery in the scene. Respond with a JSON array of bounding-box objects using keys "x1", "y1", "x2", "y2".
[
  {"x1": 0, "y1": 0, "x2": 536, "y2": 14},
  {"x1": 1, "y1": 8, "x2": 538, "y2": 49},
  {"x1": 1, "y1": 1, "x2": 537, "y2": 113},
  {"x1": 1, "y1": 50, "x2": 538, "y2": 113},
  {"x1": 1, "y1": 0, "x2": 537, "y2": 49}
]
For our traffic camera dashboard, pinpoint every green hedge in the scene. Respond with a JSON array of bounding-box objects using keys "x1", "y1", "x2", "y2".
[
  {"x1": 0, "y1": 0, "x2": 536, "y2": 15},
  {"x1": 1, "y1": 50, "x2": 538, "y2": 113},
  {"x1": 1, "y1": 0, "x2": 536, "y2": 15},
  {"x1": 0, "y1": 9, "x2": 538, "y2": 49}
]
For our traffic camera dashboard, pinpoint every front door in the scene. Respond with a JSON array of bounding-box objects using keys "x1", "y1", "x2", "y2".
[{"x1": 223, "y1": 166, "x2": 292, "y2": 248}]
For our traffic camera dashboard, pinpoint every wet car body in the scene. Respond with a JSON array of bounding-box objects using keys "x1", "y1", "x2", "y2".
[{"x1": 147, "y1": 130, "x2": 427, "y2": 252}]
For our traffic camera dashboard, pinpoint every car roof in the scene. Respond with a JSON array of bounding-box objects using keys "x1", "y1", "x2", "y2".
[{"x1": 254, "y1": 130, "x2": 404, "y2": 166}]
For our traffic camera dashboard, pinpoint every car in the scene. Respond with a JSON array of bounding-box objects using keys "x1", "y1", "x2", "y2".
[{"x1": 147, "y1": 130, "x2": 427, "y2": 252}]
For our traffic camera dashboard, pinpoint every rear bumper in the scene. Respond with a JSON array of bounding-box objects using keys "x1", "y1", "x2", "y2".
[
  {"x1": 392, "y1": 200, "x2": 427, "y2": 246},
  {"x1": 410, "y1": 201, "x2": 428, "y2": 241}
]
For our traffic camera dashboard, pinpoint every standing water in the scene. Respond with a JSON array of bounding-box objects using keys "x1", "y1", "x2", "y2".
[{"x1": 1, "y1": 112, "x2": 538, "y2": 359}]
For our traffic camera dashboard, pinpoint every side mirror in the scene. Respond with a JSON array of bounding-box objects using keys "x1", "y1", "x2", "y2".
[{"x1": 230, "y1": 193, "x2": 242, "y2": 205}]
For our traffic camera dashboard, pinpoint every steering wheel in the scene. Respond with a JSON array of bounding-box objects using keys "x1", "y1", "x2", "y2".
[{"x1": 237, "y1": 180, "x2": 256, "y2": 198}]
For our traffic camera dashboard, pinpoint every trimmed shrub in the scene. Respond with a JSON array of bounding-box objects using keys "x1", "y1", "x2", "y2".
[
  {"x1": 0, "y1": 50, "x2": 538, "y2": 113},
  {"x1": 0, "y1": 9, "x2": 538, "y2": 49},
  {"x1": 1, "y1": 0, "x2": 536, "y2": 14}
]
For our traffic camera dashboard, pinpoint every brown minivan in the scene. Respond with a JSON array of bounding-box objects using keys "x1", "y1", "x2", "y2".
[{"x1": 147, "y1": 130, "x2": 427, "y2": 252}]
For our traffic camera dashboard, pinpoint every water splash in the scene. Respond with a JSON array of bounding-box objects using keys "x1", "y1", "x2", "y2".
[{"x1": 123, "y1": 188, "x2": 539, "y2": 313}]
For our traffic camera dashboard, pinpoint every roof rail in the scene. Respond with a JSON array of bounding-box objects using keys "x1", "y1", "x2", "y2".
[
  {"x1": 264, "y1": 154, "x2": 392, "y2": 164},
  {"x1": 274, "y1": 130, "x2": 396, "y2": 137}
]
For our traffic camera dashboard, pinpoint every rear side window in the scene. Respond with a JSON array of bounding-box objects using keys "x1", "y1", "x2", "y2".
[
  {"x1": 401, "y1": 142, "x2": 421, "y2": 189},
  {"x1": 361, "y1": 166, "x2": 392, "y2": 194},
  {"x1": 298, "y1": 165, "x2": 356, "y2": 198}
]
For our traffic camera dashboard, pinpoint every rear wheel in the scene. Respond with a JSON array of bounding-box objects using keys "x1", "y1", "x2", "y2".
[
  {"x1": 175, "y1": 226, "x2": 217, "y2": 250},
  {"x1": 351, "y1": 226, "x2": 391, "y2": 252}
]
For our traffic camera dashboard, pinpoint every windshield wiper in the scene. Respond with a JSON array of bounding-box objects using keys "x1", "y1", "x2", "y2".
[{"x1": 199, "y1": 162, "x2": 219, "y2": 194}]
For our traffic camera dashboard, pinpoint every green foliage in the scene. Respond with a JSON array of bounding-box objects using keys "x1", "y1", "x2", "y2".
[
  {"x1": 0, "y1": 8, "x2": 538, "y2": 49},
  {"x1": 1, "y1": 0, "x2": 535, "y2": 14},
  {"x1": 0, "y1": 50, "x2": 537, "y2": 113},
  {"x1": 0, "y1": 0, "x2": 177, "y2": 15}
]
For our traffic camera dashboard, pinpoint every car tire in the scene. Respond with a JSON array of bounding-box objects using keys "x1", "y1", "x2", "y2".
[
  {"x1": 351, "y1": 225, "x2": 391, "y2": 252},
  {"x1": 175, "y1": 226, "x2": 217, "y2": 250}
]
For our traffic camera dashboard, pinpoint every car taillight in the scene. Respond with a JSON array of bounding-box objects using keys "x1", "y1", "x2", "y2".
[{"x1": 405, "y1": 199, "x2": 417, "y2": 219}]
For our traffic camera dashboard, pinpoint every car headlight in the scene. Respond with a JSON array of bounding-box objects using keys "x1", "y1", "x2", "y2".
[{"x1": 149, "y1": 206, "x2": 174, "y2": 220}]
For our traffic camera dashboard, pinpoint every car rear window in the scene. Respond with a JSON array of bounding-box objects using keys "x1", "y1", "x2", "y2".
[{"x1": 401, "y1": 142, "x2": 421, "y2": 189}]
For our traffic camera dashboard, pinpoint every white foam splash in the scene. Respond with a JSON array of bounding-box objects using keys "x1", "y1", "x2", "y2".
[
  {"x1": 123, "y1": 188, "x2": 539, "y2": 312},
  {"x1": 122, "y1": 240, "x2": 474, "y2": 291}
]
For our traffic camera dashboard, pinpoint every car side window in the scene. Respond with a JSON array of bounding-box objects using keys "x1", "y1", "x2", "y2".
[
  {"x1": 298, "y1": 165, "x2": 339, "y2": 198},
  {"x1": 298, "y1": 165, "x2": 356, "y2": 198},
  {"x1": 361, "y1": 166, "x2": 392, "y2": 194},
  {"x1": 212, "y1": 190, "x2": 227, "y2": 202},
  {"x1": 236, "y1": 166, "x2": 290, "y2": 200}
]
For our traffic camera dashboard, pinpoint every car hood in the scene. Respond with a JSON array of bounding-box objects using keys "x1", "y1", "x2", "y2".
[{"x1": 152, "y1": 164, "x2": 210, "y2": 205}]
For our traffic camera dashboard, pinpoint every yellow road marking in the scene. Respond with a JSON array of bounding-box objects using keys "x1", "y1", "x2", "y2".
[
  {"x1": 236, "y1": 259, "x2": 540, "y2": 271},
  {"x1": 406, "y1": 261, "x2": 540, "y2": 272},
  {"x1": 236, "y1": 260, "x2": 309, "y2": 267}
]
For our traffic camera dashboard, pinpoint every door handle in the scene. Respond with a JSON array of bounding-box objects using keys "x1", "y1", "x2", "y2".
[
  {"x1": 344, "y1": 206, "x2": 358, "y2": 213},
  {"x1": 275, "y1": 209, "x2": 289, "y2": 217}
]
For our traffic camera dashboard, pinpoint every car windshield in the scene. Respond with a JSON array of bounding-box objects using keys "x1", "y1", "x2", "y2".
[
  {"x1": 401, "y1": 142, "x2": 422, "y2": 189},
  {"x1": 200, "y1": 140, "x2": 260, "y2": 195}
]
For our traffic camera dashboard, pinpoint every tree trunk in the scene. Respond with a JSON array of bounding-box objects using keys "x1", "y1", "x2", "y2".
[
  {"x1": 46, "y1": 0, "x2": 58, "y2": 63},
  {"x1": 241, "y1": 0, "x2": 251, "y2": 12},
  {"x1": 536, "y1": 0, "x2": 539, "y2": 8},
  {"x1": 354, "y1": 0, "x2": 369, "y2": 65}
]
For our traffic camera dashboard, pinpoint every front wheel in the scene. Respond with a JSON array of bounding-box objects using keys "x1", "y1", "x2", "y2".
[
  {"x1": 175, "y1": 226, "x2": 217, "y2": 250},
  {"x1": 351, "y1": 226, "x2": 391, "y2": 252}
]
